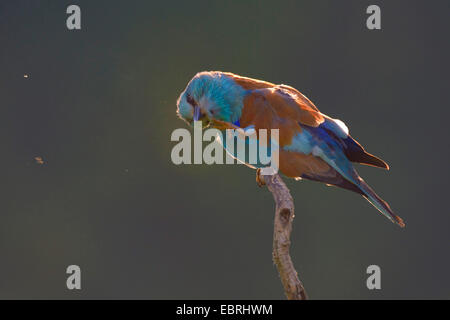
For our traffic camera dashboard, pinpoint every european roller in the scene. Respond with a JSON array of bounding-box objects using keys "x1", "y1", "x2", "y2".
[{"x1": 176, "y1": 71, "x2": 405, "y2": 228}]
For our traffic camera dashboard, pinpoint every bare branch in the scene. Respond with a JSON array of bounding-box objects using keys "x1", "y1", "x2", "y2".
[{"x1": 258, "y1": 171, "x2": 308, "y2": 300}]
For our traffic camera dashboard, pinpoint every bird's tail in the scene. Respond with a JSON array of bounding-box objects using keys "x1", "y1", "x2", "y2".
[{"x1": 356, "y1": 177, "x2": 405, "y2": 228}]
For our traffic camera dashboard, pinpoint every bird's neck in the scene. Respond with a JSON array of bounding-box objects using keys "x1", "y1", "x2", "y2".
[{"x1": 209, "y1": 76, "x2": 246, "y2": 123}]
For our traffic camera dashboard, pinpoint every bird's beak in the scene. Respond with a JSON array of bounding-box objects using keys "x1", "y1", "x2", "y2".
[
  {"x1": 193, "y1": 106, "x2": 201, "y2": 121},
  {"x1": 193, "y1": 105, "x2": 211, "y2": 128}
]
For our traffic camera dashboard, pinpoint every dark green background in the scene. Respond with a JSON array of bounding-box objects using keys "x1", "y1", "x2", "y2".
[{"x1": 1, "y1": 0, "x2": 449, "y2": 299}]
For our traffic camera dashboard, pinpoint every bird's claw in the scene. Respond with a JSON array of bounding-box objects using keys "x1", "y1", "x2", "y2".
[{"x1": 256, "y1": 168, "x2": 266, "y2": 187}]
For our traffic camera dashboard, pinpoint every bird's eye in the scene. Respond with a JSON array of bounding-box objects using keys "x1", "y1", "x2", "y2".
[{"x1": 186, "y1": 94, "x2": 196, "y2": 107}]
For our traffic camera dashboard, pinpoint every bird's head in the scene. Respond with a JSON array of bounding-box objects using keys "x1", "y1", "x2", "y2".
[{"x1": 176, "y1": 71, "x2": 245, "y2": 128}]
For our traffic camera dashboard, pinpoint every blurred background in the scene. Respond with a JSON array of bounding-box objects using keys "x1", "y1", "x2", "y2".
[{"x1": 0, "y1": 0, "x2": 449, "y2": 299}]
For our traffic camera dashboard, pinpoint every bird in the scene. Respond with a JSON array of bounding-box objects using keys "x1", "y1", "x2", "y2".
[{"x1": 176, "y1": 71, "x2": 404, "y2": 227}]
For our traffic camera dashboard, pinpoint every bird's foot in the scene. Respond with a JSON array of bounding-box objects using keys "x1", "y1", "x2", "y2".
[{"x1": 256, "y1": 168, "x2": 266, "y2": 187}]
